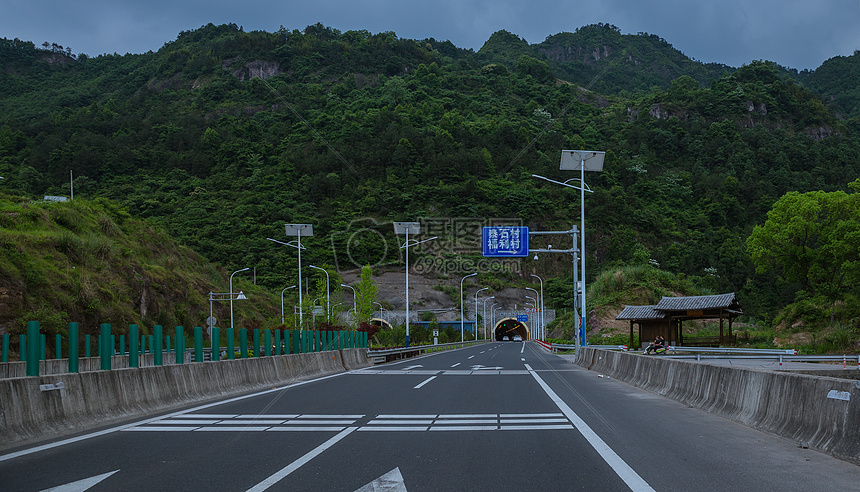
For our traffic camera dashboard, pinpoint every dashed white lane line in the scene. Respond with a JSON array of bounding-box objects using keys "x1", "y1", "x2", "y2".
[
  {"x1": 414, "y1": 376, "x2": 437, "y2": 389},
  {"x1": 451, "y1": 363, "x2": 461, "y2": 367}
]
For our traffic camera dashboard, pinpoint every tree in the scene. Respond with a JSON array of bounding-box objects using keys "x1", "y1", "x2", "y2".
[
  {"x1": 746, "y1": 181, "x2": 860, "y2": 308},
  {"x1": 354, "y1": 265, "x2": 378, "y2": 324}
]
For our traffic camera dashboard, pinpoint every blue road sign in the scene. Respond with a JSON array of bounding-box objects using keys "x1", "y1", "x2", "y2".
[
  {"x1": 517, "y1": 315, "x2": 529, "y2": 322},
  {"x1": 482, "y1": 226, "x2": 529, "y2": 257}
]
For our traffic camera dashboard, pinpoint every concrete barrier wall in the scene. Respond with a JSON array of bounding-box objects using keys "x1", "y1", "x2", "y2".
[
  {"x1": 0, "y1": 348, "x2": 369, "y2": 451},
  {"x1": 0, "y1": 353, "x2": 192, "y2": 379},
  {"x1": 575, "y1": 347, "x2": 860, "y2": 463}
]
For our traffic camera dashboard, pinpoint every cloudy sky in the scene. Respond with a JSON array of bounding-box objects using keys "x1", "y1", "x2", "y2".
[{"x1": 3, "y1": 0, "x2": 859, "y2": 70}]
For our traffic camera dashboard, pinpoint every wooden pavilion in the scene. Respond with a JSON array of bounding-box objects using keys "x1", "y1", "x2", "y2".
[{"x1": 616, "y1": 293, "x2": 743, "y2": 348}]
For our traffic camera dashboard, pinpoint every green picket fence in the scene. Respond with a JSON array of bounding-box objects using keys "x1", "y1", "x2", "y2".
[{"x1": 0, "y1": 322, "x2": 368, "y2": 377}]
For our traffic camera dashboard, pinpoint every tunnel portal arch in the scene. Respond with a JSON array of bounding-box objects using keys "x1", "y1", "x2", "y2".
[
  {"x1": 370, "y1": 318, "x2": 393, "y2": 330},
  {"x1": 493, "y1": 318, "x2": 530, "y2": 341}
]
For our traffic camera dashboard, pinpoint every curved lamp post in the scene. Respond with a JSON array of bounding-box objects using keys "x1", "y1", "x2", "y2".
[
  {"x1": 341, "y1": 284, "x2": 357, "y2": 314},
  {"x1": 309, "y1": 265, "x2": 330, "y2": 322},
  {"x1": 531, "y1": 274, "x2": 544, "y2": 340},
  {"x1": 474, "y1": 287, "x2": 489, "y2": 340},
  {"x1": 230, "y1": 268, "x2": 249, "y2": 330},
  {"x1": 281, "y1": 285, "x2": 297, "y2": 325},
  {"x1": 460, "y1": 272, "x2": 477, "y2": 342},
  {"x1": 482, "y1": 296, "x2": 495, "y2": 340}
]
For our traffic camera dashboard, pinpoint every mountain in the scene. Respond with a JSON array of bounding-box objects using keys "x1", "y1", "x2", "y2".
[
  {"x1": 0, "y1": 23, "x2": 858, "y2": 339},
  {"x1": 800, "y1": 50, "x2": 860, "y2": 125}
]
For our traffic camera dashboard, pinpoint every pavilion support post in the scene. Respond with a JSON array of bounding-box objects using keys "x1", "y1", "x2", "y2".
[
  {"x1": 629, "y1": 320, "x2": 634, "y2": 350},
  {"x1": 719, "y1": 310, "x2": 724, "y2": 346}
]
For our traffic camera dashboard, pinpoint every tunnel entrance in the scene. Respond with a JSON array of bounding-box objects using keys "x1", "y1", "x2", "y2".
[
  {"x1": 370, "y1": 318, "x2": 393, "y2": 330},
  {"x1": 494, "y1": 318, "x2": 530, "y2": 341}
]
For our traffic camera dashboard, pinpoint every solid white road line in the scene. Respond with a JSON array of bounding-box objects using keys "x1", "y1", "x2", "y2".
[
  {"x1": 246, "y1": 427, "x2": 357, "y2": 491},
  {"x1": 526, "y1": 365, "x2": 655, "y2": 492}
]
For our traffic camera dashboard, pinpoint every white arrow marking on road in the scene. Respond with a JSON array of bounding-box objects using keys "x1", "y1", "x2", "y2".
[
  {"x1": 470, "y1": 365, "x2": 503, "y2": 371},
  {"x1": 402, "y1": 365, "x2": 423, "y2": 371},
  {"x1": 354, "y1": 467, "x2": 407, "y2": 492},
  {"x1": 41, "y1": 470, "x2": 120, "y2": 492}
]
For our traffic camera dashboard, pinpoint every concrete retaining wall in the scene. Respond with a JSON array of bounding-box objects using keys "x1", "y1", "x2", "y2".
[
  {"x1": 0, "y1": 349, "x2": 369, "y2": 451},
  {"x1": 575, "y1": 347, "x2": 860, "y2": 463}
]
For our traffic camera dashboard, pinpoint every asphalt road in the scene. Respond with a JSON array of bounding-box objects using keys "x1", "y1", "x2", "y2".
[{"x1": 2, "y1": 342, "x2": 858, "y2": 491}]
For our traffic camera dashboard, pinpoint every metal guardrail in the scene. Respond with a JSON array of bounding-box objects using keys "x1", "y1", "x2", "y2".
[
  {"x1": 550, "y1": 343, "x2": 628, "y2": 353},
  {"x1": 663, "y1": 346, "x2": 796, "y2": 355},
  {"x1": 552, "y1": 344, "x2": 859, "y2": 364},
  {"x1": 367, "y1": 340, "x2": 487, "y2": 363}
]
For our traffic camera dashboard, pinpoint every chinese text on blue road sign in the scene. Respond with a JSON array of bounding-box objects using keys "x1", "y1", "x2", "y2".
[{"x1": 482, "y1": 226, "x2": 529, "y2": 257}]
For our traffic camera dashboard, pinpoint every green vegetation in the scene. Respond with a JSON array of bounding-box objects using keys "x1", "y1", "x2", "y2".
[
  {"x1": 0, "y1": 192, "x2": 281, "y2": 341},
  {"x1": 1, "y1": 23, "x2": 859, "y2": 351}
]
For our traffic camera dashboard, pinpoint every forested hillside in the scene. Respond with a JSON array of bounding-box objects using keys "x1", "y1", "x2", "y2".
[{"x1": 1, "y1": 23, "x2": 858, "y2": 341}]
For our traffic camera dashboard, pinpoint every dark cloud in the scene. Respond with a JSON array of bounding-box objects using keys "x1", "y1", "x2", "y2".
[{"x1": 2, "y1": 0, "x2": 858, "y2": 69}]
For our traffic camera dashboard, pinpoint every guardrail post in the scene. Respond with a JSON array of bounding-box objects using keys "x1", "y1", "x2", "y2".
[
  {"x1": 166, "y1": 335, "x2": 171, "y2": 354},
  {"x1": 253, "y1": 329, "x2": 260, "y2": 357},
  {"x1": 194, "y1": 327, "x2": 203, "y2": 362},
  {"x1": 264, "y1": 330, "x2": 271, "y2": 357},
  {"x1": 226, "y1": 328, "x2": 234, "y2": 359},
  {"x1": 239, "y1": 328, "x2": 247, "y2": 358},
  {"x1": 55, "y1": 334, "x2": 62, "y2": 360},
  {"x1": 85, "y1": 334, "x2": 91, "y2": 358},
  {"x1": 68, "y1": 323, "x2": 78, "y2": 372},
  {"x1": 274, "y1": 330, "x2": 281, "y2": 356},
  {"x1": 1, "y1": 333, "x2": 8, "y2": 362},
  {"x1": 129, "y1": 324, "x2": 139, "y2": 368},
  {"x1": 148, "y1": 335, "x2": 154, "y2": 354},
  {"x1": 212, "y1": 327, "x2": 220, "y2": 362},
  {"x1": 26, "y1": 322, "x2": 39, "y2": 376},
  {"x1": 99, "y1": 323, "x2": 111, "y2": 370},
  {"x1": 154, "y1": 325, "x2": 163, "y2": 366},
  {"x1": 175, "y1": 326, "x2": 184, "y2": 364}
]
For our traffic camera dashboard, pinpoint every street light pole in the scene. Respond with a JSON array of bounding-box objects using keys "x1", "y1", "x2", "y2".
[
  {"x1": 229, "y1": 268, "x2": 249, "y2": 331},
  {"x1": 460, "y1": 272, "x2": 477, "y2": 343},
  {"x1": 268, "y1": 224, "x2": 313, "y2": 330},
  {"x1": 474, "y1": 287, "x2": 488, "y2": 340},
  {"x1": 394, "y1": 222, "x2": 437, "y2": 347},
  {"x1": 533, "y1": 149, "x2": 604, "y2": 347},
  {"x1": 281, "y1": 285, "x2": 297, "y2": 325},
  {"x1": 309, "y1": 265, "x2": 329, "y2": 322},
  {"x1": 341, "y1": 284, "x2": 357, "y2": 314},
  {"x1": 531, "y1": 274, "x2": 544, "y2": 340},
  {"x1": 525, "y1": 287, "x2": 540, "y2": 340},
  {"x1": 482, "y1": 296, "x2": 495, "y2": 340}
]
